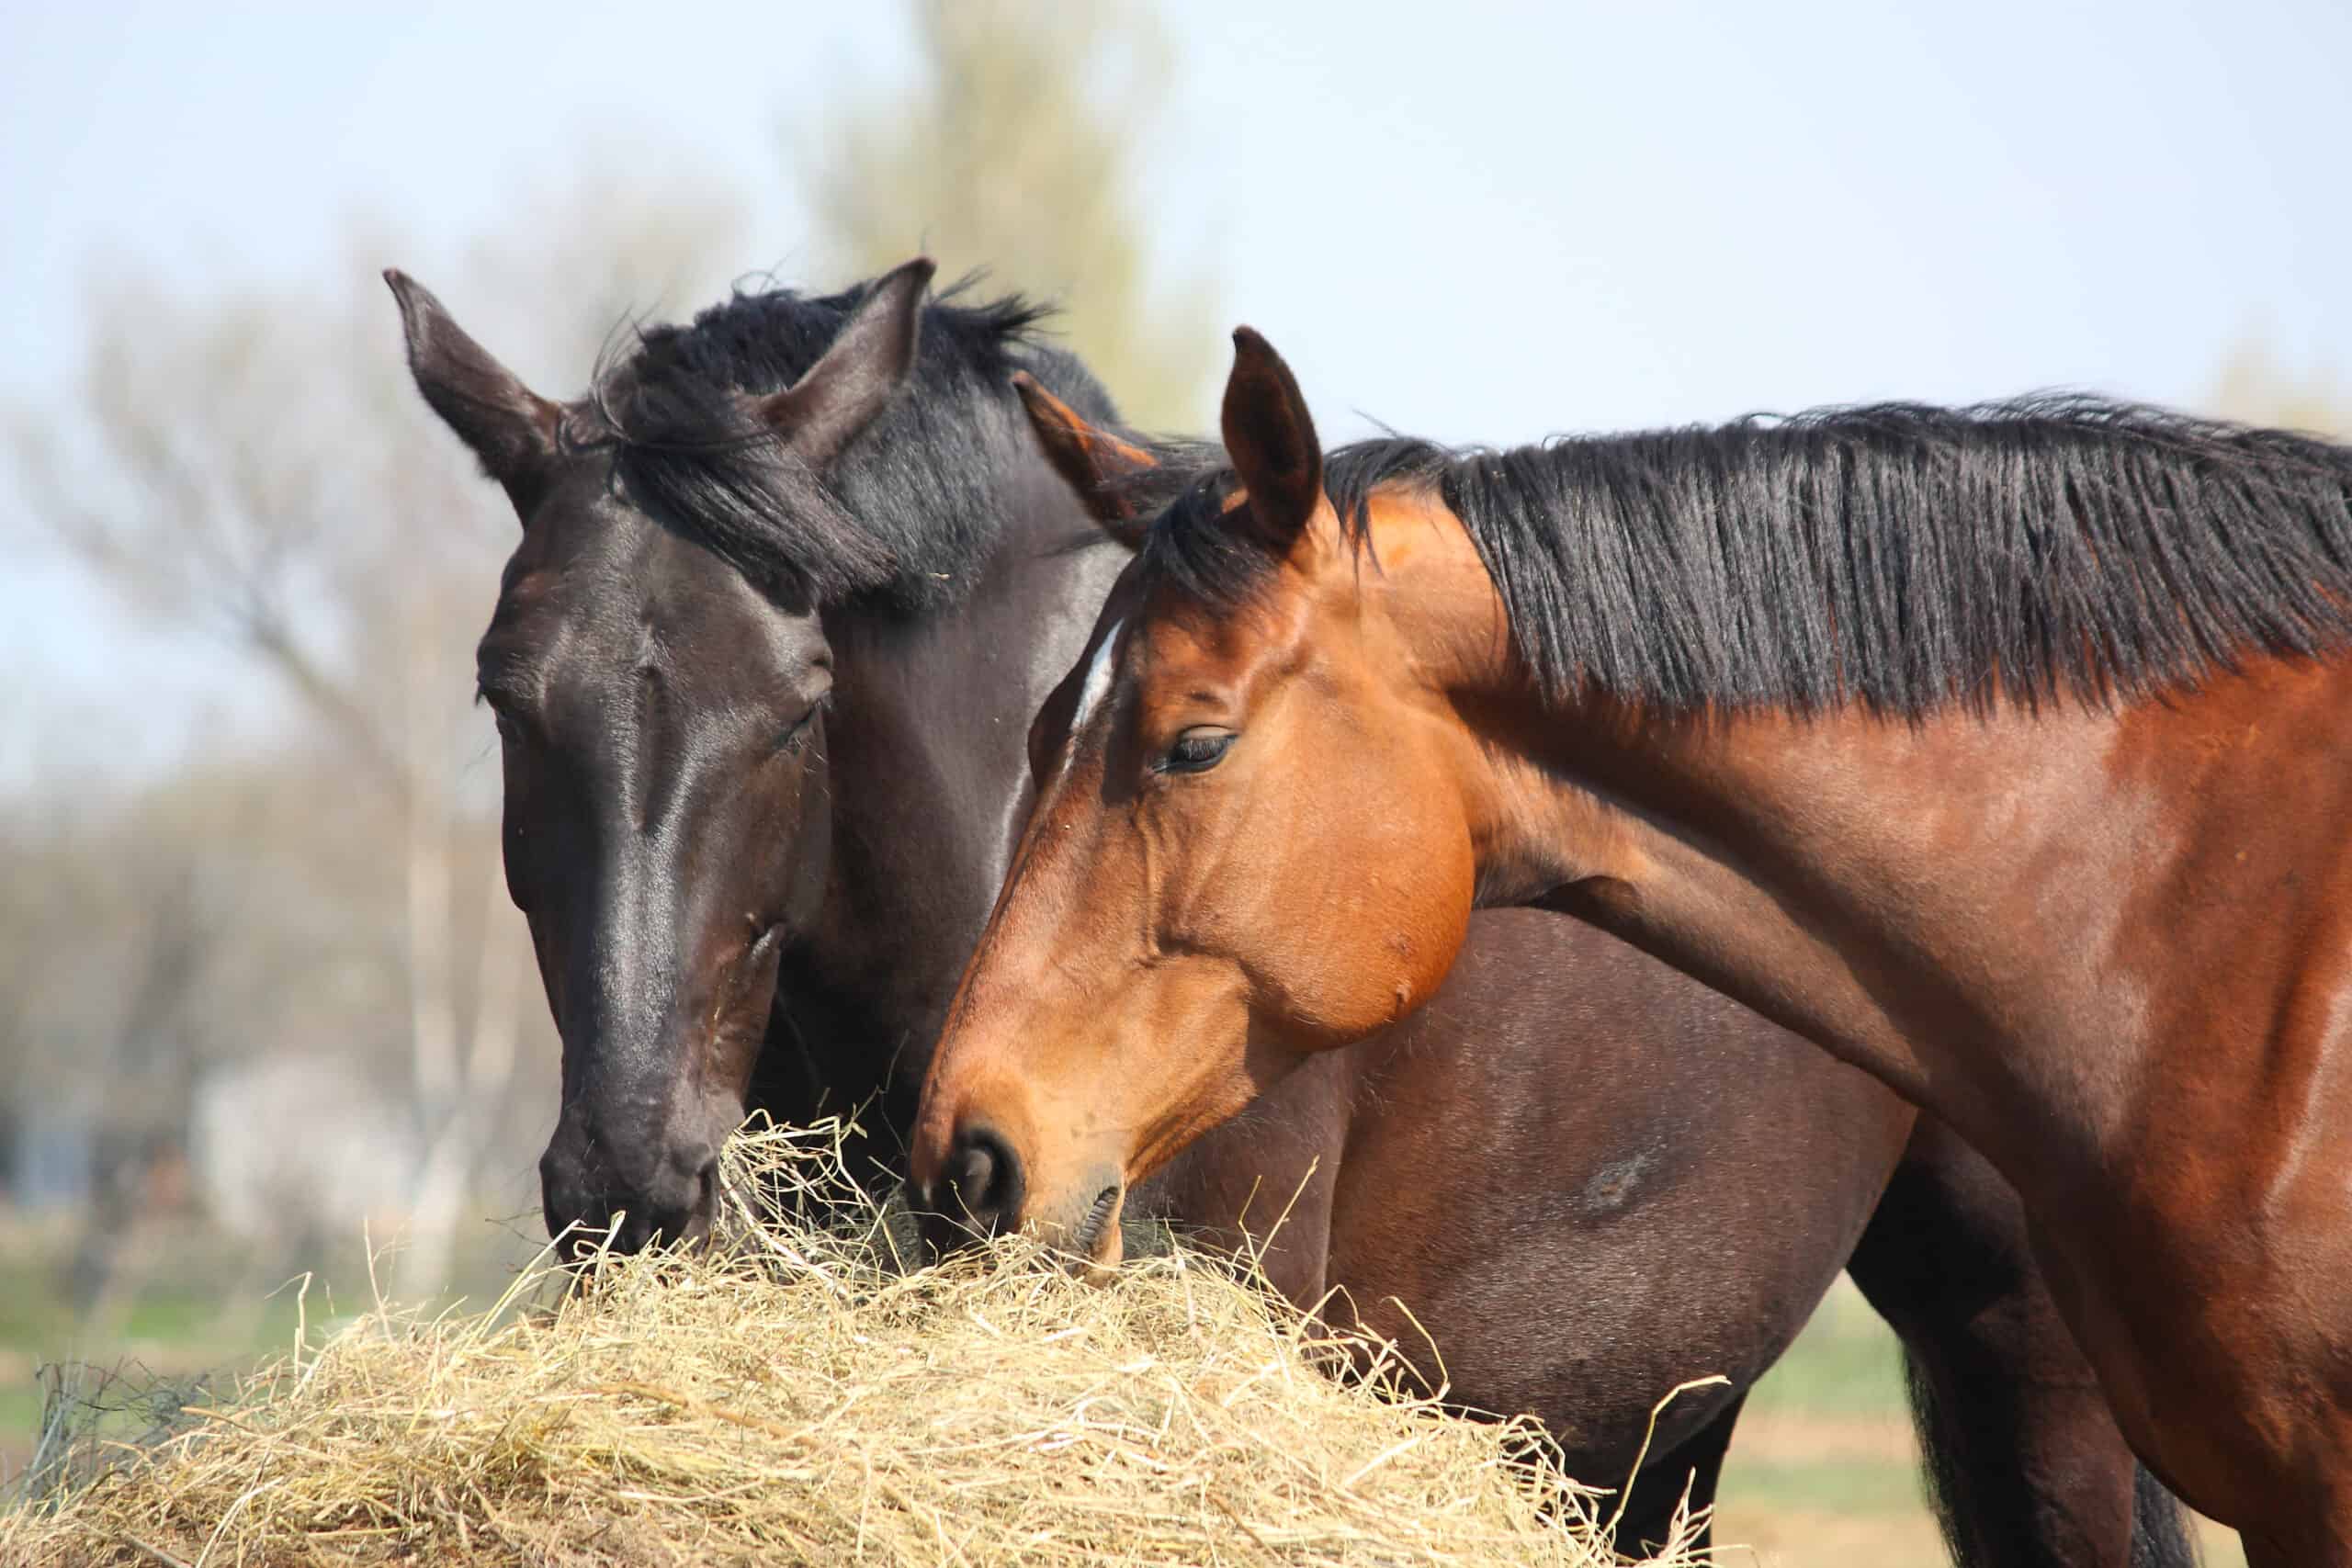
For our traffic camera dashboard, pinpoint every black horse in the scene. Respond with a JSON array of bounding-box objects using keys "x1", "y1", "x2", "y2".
[{"x1": 389, "y1": 261, "x2": 2195, "y2": 1563}]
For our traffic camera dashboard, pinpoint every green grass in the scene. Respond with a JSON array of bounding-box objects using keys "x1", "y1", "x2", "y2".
[
  {"x1": 1713, "y1": 1278, "x2": 2248, "y2": 1567},
  {"x1": 0, "y1": 1263, "x2": 301, "y2": 1484},
  {"x1": 1714, "y1": 1278, "x2": 1931, "y2": 1525},
  {"x1": 1721, "y1": 1450, "x2": 1928, "y2": 1517},
  {"x1": 1739, "y1": 1279, "x2": 1910, "y2": 1419},
  {"x1": 0, "y1": 1387, "x2": 40, "y2": 1456},
  {"x1": 0, "y1": 1216, "x2": 532, "y2": 1487}
]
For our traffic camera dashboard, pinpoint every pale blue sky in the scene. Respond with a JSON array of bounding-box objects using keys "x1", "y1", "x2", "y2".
[{"x1": 7, "y1": 0, "x2": 2350, "y2": 784}]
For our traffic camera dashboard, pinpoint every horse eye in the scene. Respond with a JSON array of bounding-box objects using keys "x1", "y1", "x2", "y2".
[
  {"x1": 1158, "y1": 728, "x2": 1236, "y2": 775},
  {"x1": 778, "y1": 694, "x2": 830, "y2": 755}
]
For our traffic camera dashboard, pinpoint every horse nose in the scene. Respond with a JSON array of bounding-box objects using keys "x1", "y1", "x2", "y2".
[
  {"x1": 616, "y1": 1144, "x2": 719, "y2": 1251},
  {"x1": 930, "y1": 1122, "x2": 1025, "y2": 1246},
  {"x1": 540, "y1": 1134, "x2": 719, "y2": 1260},
  {"x1": 539, "y1": 1140, "x2": 605, "y2": 1255}
]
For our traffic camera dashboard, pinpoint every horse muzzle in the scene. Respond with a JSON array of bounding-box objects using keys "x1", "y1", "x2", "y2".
[
  {"x1": 538, "y1": 1117, "x2": 720, "y2": 1262},
  {"x1": 912, "y1": 1118, "x2": 1126, "y2": 1275}
]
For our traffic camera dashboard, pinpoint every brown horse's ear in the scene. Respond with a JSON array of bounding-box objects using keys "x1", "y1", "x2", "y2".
[
  {"x1": 757, "y1": 256, "x2": 936, "y2": 468},
  {"x1": 385, "y1": 269, "x2": 560, "y2": 516},
  {"x1": 1219, "y1": 326, "x2": 1324, "y2": 553},
  {"x1": 1013, "y1": 371, "x2": 1159, "y2": 550}
]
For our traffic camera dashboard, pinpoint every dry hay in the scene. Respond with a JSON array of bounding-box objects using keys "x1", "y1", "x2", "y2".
[{"x1": 2, "y1": 1122, "x2": 1712, "y2": 1566}]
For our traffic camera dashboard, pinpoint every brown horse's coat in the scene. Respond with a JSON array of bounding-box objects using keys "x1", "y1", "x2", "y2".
[{"x1": 915, "y1": 331, "x2": 2352, "y2": 1562}]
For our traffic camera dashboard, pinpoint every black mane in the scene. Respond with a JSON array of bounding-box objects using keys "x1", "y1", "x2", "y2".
[
  {"x1": 1139, "y1": 396, "x2": 2352, "y2": 716},
  {"x1": 587, "y1": 274, "x2": 1118, "y2": 610}
]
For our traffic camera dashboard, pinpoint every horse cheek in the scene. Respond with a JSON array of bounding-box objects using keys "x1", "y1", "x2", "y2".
[
  {"x1": 1390, "y1": 825, "x2": 1476, "y2": 1021},
  {"x1": 1329, "y1": 807, "x2": 1476, "y2": 1036}
]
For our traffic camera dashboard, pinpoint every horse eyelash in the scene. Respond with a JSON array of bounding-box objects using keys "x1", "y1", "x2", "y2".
[{"x1": 781, "y1": 692, "x2": 833, "y2": 754}]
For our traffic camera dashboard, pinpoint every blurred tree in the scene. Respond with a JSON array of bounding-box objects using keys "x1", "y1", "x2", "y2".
[
  {"x1": 2211, "y1": 341, "x2": 2350, "y2": 436},
  {"x1": 795, "y1": 0, "x2": 1218, "y2": 431},
  {"x1": 5, "y1": 175, "x2": 748, "y2": 1296},
  {"x1": 6, "y1": 1, "x2": 1223, "y2": 1300}
]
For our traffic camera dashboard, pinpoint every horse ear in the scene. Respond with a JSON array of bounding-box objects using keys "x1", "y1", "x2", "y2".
[
  {"x1": 1219, "y1": 326, "x2": 1324, "y2": 553},
  {"x1": 758, "y1": 256, "x2": 937, "y2": 468},
  {"x1": 384, "y1": 270, "x2": 560, "y2": 517},
  {"x1": 1013, "y1": 372, "x2": 1158, "y2": 550}
]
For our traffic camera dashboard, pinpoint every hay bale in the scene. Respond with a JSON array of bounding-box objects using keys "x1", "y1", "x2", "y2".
[{"x1": 2, "y1": 1122, "x2": 1708, "y2": 1565}]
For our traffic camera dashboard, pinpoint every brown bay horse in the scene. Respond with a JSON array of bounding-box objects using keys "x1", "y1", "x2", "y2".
[
  {"x1": 391, "y1": 265, "x2": 2190, "y2": 1560},
  {"x1": 913, "y1": 324, "x2": 2352, "y2": 1562}
]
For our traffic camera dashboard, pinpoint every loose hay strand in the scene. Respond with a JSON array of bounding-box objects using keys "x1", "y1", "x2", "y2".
[{"x1": 5, "y1": 1119, "x2": 1710, "y2": 1565}]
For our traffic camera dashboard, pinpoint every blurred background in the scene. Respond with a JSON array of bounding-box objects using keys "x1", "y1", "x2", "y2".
[{"x1": 4, "y1": 1, "x2": 2345, "y2": 1558}]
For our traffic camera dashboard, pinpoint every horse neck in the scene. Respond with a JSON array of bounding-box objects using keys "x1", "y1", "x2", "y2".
[
  {"x1": 784, "y1": 442, "x2": 1132, "y2": 1122},
  {"x1": 1352, "y1": 487, "x2": 2107, "y2": 1175},
  {"x1": 1464, "y1": 651, "x2": 2352, "y2": 1189}
]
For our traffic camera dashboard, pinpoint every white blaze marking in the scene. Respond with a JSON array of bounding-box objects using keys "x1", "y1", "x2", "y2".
[{"x1": 1069, "y1": 615, "x2": 1126, "y2": 734}]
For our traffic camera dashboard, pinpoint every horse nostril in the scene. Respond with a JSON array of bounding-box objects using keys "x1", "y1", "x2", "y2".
[
  {"x1": 953, "y1": 1142, "x2": 993, "y2": 1205},
  {"x1": 944, "y1": 1123, "x2": 1024, "y2": 1236}
]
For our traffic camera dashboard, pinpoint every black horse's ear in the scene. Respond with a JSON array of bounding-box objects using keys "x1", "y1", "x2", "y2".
[
  {"x1": 1219, "y1": 326, "x2": 1324, "y2": 554},
  {"x1": 758, "y1": 256, "x2": 936, "y2": 468},
  {"x1": 384, "y1": 269, "x2": 560, "y2": 517},
  {"x1": 1013, "y1": 372, "x2": 1158, "y2": 550}
]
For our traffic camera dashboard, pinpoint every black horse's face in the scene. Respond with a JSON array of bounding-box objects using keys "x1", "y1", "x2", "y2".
[
  {"x1": 387, "y1": 257, "x2": 935, "y2": 1258},
  {"x1": 481, "y1": 465, "x2": 835, "y2": 1257}
]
